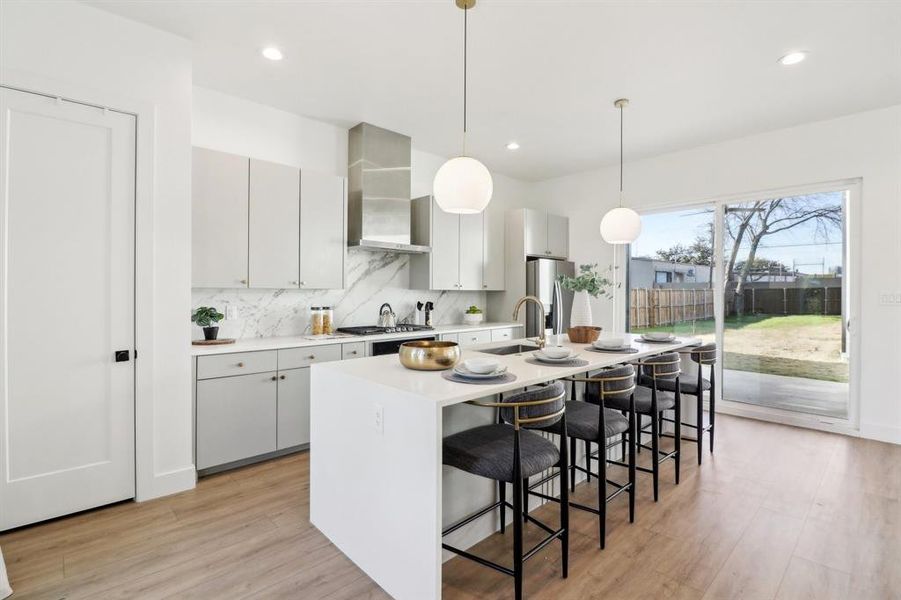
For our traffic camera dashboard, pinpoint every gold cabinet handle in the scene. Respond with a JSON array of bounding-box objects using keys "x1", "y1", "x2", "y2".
[
  {"x1": 240, "y1": 279, "x2": 248, "y2": 284},
  {"x1": 349, "y1": 350, "x2": 357, "y2": 355},
  {"x1": 308, "y1": 355, "x2": 316, "y2": 360},
  {"x1": 270, "y1": 375, "x2": 277, "y2": 381},
  {"x1": 291, "y1": 280, "x2": 299, "y2": 285},
  {"x1": 279, "y1": 374, "x2": 286, "y2": 380},
  {"x1": 237, "y1": 362, "x2": 245, "y2": 367}
]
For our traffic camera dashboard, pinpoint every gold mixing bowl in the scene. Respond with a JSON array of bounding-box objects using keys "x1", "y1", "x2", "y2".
[{"x1": 399, "y1": 340, "x2": 461, "y2": 371}]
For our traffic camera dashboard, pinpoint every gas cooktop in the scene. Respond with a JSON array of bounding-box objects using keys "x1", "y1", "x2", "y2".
[{"x1": 336, "y1": 325, "x2": 434, "y2": 336}]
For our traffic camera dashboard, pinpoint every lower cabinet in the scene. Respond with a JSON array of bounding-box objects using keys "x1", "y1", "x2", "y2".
[
  {"x1": 276, "y1": 367, "x2": 310, "y2": 450},
  {"x1": 196, "y1": 371, "x2": 278, "y2": 470}
]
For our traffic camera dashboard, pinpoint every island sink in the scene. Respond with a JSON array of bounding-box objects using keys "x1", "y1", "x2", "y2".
[{"x1": 479, "y1": 343, "x2": 540, "y2": 356}]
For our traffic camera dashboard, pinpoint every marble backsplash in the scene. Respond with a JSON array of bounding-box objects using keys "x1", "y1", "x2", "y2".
[{"x1": 192, "y1": 249, "x2": 486, "y2": 339}]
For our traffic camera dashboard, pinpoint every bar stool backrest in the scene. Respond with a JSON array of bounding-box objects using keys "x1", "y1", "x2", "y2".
[
  {"x1": 500, "y1": 382, "x2": 566, "y2": 430},
  {"x1": 585, "y1": 364, "x2": 635, "y2": 405},
  {"x1": 688, "y1": 343, "x2": 717, "y2": 365},
  {"x1": 641, "y1": 352, "x2": 681, "y2": 381}
]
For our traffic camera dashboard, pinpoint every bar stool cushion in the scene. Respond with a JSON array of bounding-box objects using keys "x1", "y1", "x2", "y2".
[
  {"x1": 541, "y1": 401, "x2": 628, "y2": 441},
  {"x1": 639, "y1": 374, "x2": 710, "y2": 395},
  {"x1": 604, "y1": 385, "x2": 675, "y2": 414},
  {"x1": 443, "y1": 424, "x2": 560, "y2": 483}
]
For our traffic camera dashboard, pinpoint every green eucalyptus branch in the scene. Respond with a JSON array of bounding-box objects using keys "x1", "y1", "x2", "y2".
[{"x1": 556, "y1": 264, "x2": 618, "y2": 299}]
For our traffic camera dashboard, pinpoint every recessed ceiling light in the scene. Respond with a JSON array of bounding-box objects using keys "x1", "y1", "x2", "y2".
[
  {"x1": 262, "y1": 47, "x2": 283, "y2": 61},
  {"x1": 778, "y1": 51, "x2": 807, "y2": 66},
  {"x1": 505, "y1": 141, "x2": 520, "y2": 151}
]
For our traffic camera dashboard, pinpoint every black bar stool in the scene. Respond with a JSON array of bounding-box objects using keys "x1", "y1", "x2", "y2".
[
  {"x1": 442, "y1": 382, "x2": 569, "y2": 600},
  {"x1": 641, "y1": 344, "x2": 717, "y2": 464},
  {"x1": 527, "y1": 365, "x2": 637, "y2": 549},
  {"x1": 607, "y1": 352, "x2": 682, "y2": 501}
]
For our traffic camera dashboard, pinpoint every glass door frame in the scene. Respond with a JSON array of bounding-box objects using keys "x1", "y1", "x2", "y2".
[{"x1": 628, "y1": 178, "x2": 861, "y2": 435}]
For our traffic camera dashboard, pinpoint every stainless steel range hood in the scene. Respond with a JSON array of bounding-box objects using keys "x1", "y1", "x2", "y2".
[{"x1": 347, "y1": 123, "x2": 430, "y2": 254}]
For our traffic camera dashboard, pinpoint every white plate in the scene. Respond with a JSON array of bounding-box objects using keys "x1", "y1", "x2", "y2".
[
  {"x1": 532, "y1": 352, "x2": 581, "y2": 363},
  {"x1": 453, "y1": 364, "x2": 508, "y2": 379},
  {"x1": 591, "y1": 345, "x2": 633, "y2": 352},
  {"x1": 641, "y1": 334, "x2": 675, "y2": 343},
  {"x1": 463, "y1": 358, "x2": 500, "y2": 374}
]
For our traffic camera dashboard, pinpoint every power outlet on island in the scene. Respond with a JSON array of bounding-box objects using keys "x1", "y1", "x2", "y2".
[{"x1": 374, "y1": 404, "x2": 384, "y2": 434}]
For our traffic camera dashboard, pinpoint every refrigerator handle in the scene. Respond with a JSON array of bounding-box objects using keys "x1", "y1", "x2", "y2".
[{"x1": 553, "y1": 280, "x2": 564, "y2": 334}]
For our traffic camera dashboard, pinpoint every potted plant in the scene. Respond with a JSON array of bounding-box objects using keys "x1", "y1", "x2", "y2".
[
  {"x1": 463, "y1": 305, "x2": 484, "y2": 325},
  {"x1": 557, "y1": 264, "x2": 616, "y2": 342},
  {"x1": 192, "y1": 306, "x2": 225, "y2": 340}
]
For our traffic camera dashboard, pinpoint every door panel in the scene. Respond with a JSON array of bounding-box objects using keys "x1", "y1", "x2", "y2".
[
  {"x1": 458, "y1": 213, "x2": 484, "y2": 290},
  {"x1": 277, "y1": 368, "x2": 311, "y2": 449},
  {"x1": 0, "y1": 88, "x2": 135, "y2": 529},
  {"x1": 249, "y1": 159, "x2": 300, "y2": 288},
  {"x1": 482, "y1": 201, "x2": 505, "y2": 290},
  {"x1": 431, "y1": 201, "x2": 460, "y2": 290},
  {"x1": 547, "y1": 214, "x2": 569, "y2": 259},
  {"x1": 523, "y1": 209, "x2": 547, "y2": 256},
  {"x1": 192, "y1": 147, "x2": 249, "y2": 288},
  {"x1": 300, "y1": 171, "x2": 346, "y2": 289}
]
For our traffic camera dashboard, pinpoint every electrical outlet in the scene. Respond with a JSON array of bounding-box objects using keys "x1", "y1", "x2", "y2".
[
  {"x1": 879, "y1": 292, "x2": 901, "y2": 306},
  {"x1": 374, "y1": 404, "x2": 384, "y2": 434},
  {"x1": 226, "y1": 305, "x2": 239, "y2": 320}
]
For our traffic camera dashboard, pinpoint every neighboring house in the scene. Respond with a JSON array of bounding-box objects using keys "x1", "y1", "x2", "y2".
[{"x1": 629, "y1": 257, "x2": 712, "y2": 288}]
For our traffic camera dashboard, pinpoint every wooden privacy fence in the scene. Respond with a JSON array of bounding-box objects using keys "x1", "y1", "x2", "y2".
[{"x1": 630, "y1": 288, "x2": 715, "y2": 328}]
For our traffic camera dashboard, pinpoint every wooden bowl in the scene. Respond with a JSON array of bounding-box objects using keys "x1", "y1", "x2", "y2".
[
  {"x1": 567, "y1": 326, "x2": 601, "y2": 344},
  {"x1": 399, "y1": 340, "x2": 461, "y2": 371}
]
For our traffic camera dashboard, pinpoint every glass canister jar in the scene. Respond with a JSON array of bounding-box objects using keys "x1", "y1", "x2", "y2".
[
  {"x1": 321, "y1": 307, "x2": 334, "y2": 334},
  {"x1": 310, "y1": 306, "x2": 323, "y2": 335}
]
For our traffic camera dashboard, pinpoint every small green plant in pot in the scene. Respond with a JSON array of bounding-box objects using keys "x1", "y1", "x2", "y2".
[
  {"x1": 192, "y1": 306, "x2": 225, "y2": 340},
  {"x1": 463, "y1": 305, "x2": 483, "y2": 325}
]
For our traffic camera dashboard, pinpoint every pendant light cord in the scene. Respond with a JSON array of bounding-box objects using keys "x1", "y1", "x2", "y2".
[
  {"x1": 462, "y1": 5, "x2": 468, "y2": 156},
  {"x1": 619, "y1": 102, "x2": 624, "y2": 206}
]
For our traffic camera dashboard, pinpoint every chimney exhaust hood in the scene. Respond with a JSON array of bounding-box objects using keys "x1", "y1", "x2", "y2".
[{"x1": 347, "y1": 123, "x2": 430, "y2": 254}]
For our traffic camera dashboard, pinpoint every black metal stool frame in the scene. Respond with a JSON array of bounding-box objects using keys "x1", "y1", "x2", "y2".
[{"x1": 441, "y1": 389, "x2": 569, "y2": 600}]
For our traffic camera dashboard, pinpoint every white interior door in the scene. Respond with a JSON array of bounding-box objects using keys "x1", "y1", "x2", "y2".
[{"x1": 0, "y1": 87, "x2": 136, "y2": 530}]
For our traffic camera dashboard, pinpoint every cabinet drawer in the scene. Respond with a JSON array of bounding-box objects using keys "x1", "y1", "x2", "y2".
[
  {"x1": 490, "y1": 328, "x2": 516, "y2": 342},
  {"x1": 341, "y1": 342, "x2": 365, "y2": 360},
  {"x1": 279, "y1": 344, "x2": 342, "y2": 369},
  {"x1": 440, "y1": 333, "x2": 459, "y2": 343},
  {"x1": 458, "y1": 329, "x2": 492, "y2": 347},
  {"x1": 197, "y1": 350, "x2": 278, "y2": 380}
]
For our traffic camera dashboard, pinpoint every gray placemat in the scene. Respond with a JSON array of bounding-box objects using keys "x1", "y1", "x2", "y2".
[
  {"x1": 524, "y1": 357, "x2": 590, "y2": 368},
  {"x1": 586, "y1": 346, "x2": 640, "y2": 354},
  {"x1": 441, "y1": 371, "x2": 518, "y2": 385}
]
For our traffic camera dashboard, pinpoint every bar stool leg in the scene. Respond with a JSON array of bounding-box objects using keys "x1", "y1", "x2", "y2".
[
  {"x1": 628, "y1": 406, "x2": 636, "y2": 523},
  {"x1": 651, "y1": 407, "x2": 660, "y2": 502},
  {"x1": 709, "y1": 368, "x2": 716, "y2": 453},
  {"x1": 569, "y1": 437, "x2": 576, "y2": 492},
  {"x1": 513, "y1": 453, "x2": 524, "y2": 599},
  {"x1": 598, "y1": 440, "x2": 607, "y2": 549},
  {"x1": 674, "y1": 388, "x2": 682, "y2": 485},
  {"x1": 584, "y1": 440, "x2": 591, "y2": 484},
  {"x1": 696, "y1": 392, "x2": 704, "y2": 466},
  {"x1": 522, "y1": 478, "x2": 529, "y2": 523},
  {"x1": 559, "y1": 432, "x2": 569, "y2": 578},
  {"x1": 499, "y1": 481, "x2": 506, "y2": 533}
]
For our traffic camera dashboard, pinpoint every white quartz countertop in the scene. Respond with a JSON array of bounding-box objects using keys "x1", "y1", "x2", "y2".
[
  {"x1": 190, "y1": 322, "x2": 524, "y2": 356},
  {"x1": 314, "y1": 333, "x2": 700, "y2": 407}
]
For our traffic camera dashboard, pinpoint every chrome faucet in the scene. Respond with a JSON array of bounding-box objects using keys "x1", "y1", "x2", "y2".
[{"x1": 512, "y1": 295, "x2": 547, "y2": 349}]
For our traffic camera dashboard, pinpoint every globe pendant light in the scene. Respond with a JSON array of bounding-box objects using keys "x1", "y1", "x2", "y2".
[
  {"x1": 599, "y1": 98, "x2": 642, "y2": 244},
  {"x1": 433, "y1": 0, "x2": 493, "y2": 214}
]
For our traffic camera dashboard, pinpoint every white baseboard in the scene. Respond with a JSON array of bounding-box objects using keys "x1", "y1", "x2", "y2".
[
  {"x1": 859, "y1": 421, "x2": 901, "y2": 445},
  {"x1": 137, "y1": 465, "x2": 196, "y2": 501}
]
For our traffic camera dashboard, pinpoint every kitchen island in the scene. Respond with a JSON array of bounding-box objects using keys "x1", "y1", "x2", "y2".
[{"x1": 309, "y1": 333, "x2": 698, "y2": 600}]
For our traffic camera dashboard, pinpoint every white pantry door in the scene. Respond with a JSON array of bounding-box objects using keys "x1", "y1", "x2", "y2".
[{"x1": 0, "y1": 88, "x2": 136, "y2": 530}]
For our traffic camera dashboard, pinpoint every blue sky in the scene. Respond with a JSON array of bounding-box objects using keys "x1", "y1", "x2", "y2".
[{"x1": 631, "y1": 192, "x2": 845, "y2": 274}]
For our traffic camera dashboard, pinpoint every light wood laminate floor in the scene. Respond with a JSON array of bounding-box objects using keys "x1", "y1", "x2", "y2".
[{"x1": 1, "y1": 414, "x2": 899, "y2": 599}]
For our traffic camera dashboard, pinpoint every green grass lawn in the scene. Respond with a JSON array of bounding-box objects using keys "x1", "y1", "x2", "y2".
[{"x1": 632, "y1": 314, "x2": 848, "y2": 382}]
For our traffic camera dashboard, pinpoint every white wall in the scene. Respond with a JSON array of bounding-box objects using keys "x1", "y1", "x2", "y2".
[
  {"x1": 533, "y1": 105, "x2": 901, "y2": 444},
  {"x1": 192, "y1": 87, "x2": 535, "y2": 334},
  {"x1": 1, "y1": 0, "x2": 195, "y2": 498}
]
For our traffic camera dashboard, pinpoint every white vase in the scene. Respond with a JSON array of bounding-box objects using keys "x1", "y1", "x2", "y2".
[{"x1": 570, "y1": 291, "x2": 593, "y2": 327}]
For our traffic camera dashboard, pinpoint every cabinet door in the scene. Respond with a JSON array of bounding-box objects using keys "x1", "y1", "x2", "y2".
[
  {"x1": 482, "y1": 202, "x2": 505, "y2": 290},
  {"x1": 192, "y1": 147, "x2": 249, "y2": 288},
  {"x1": 431, "y1": 201, "x2": 460, "y2": 290},
  {"x1": 196, "y1": 372, "x2": 277, "y2": 469},
  {"x1": 547, "y1": 213, "x2": 569, "y2": 259},
  {"x1": 277, "y1": 367, "x2": 310, "y2": 449},
  {"x1": 458, "y1": 213, "x2": 484, "y2": 290},
  {"x1": 523, "y1": 209, "x2": 547, "y2": 257},
  {"x1": 249, "y1": 159, "x2": 300, "y2": 288},
  {"x1": 300, "y1": 171, "x2": 346, "y2": 289}
]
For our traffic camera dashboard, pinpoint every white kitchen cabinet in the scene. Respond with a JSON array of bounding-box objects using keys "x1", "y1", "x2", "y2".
[
  {"x1": 429, "y1": 198, "x2": 460, "y2": 290},
  {"x1": 546, "y1": 213, "x2": 569, "y2": 259},
  {"x1": 249, "y1": 159, "x2": 300, "y2": 289},
  {"x1": 523, "y1": 208, "x2": 569, "y2": 259},
  {"x1": 482, "y1": 202, "x2": 505, "y2": 290},
  {"x1": 277, "y1": 367, "x2": 310, "y2": 450},
  {"x1": 439, "y1": 333, "x2": 459, "y2": 343},
  {"x1": 192, "y1": 147, "x2": 249, "y2": 288},
  {"x1": 341, "y1": 342, "x2": 366, "y2": 360},
  {"x1": 458, "y1": 213, "x2": 484, "y2": 290},
  {"x1": 196, "y1": 372, "x2": 278, "y2": 470},
  {"x1": 490, "y1": 327, "x2": 516, "y2": 342},
  {"x1": 458, "y1": 329, "x2": 492, "y2": 347},
  {"x1": 300, "y1": 171, "x2": 346, "y2": 289}
]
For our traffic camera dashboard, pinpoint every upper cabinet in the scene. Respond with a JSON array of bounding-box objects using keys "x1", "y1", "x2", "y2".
[
  {"x1": 410, "y1": 196, "x2": 501, "y2": 291},
  {"x1": 523, "y1": 208, "x2": 569, "y2": 259},
  {"x1": 482, "y1": 201, "x2": 505, "y2": 290},
  {"x1": 192, "y1": 147, "x2": 346, "y2": 289},
  {"x1": 192, "y1": 148, "x2": 250, "y2": 288}
]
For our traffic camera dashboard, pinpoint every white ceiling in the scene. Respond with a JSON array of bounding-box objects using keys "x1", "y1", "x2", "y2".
[{"x1": 86, "y1": 0, "x2": 901, "y2": 181}]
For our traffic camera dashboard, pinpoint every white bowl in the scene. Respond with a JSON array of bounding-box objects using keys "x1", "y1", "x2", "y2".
[
  {"x1": 594, "y1": 337, "x2": 625, "y2": 349},
  {"x1": 540, "y1": 346, "x2": 572, "y2": 359},
  {"x1": 463, "y1": 358, "x2": 500, "y2": 374},
  {"x1": 643, "y1": 332, "x2": 674, "y2": 341}
]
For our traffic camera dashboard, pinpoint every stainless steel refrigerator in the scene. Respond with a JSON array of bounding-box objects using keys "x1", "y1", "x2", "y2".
[{"x1": 525, "y1": 258, "x2": 575, "y2": 338}]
